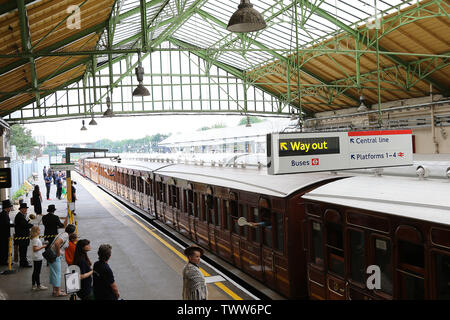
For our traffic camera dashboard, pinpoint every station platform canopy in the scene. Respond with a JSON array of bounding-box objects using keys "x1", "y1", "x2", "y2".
[{"x1": 0, "y1": 0, "x2": 448, "y2": 123}]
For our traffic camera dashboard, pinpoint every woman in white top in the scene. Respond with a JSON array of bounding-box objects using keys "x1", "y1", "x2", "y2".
[
  {"x1": 49, "y1": 224, "x2": 76, "y2": 297},
  {"x1": 31, "y1": 226, "x2": 47, "y2": 290}
]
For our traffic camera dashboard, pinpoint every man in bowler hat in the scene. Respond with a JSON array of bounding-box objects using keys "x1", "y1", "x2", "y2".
[
  {"x1": 14, "y1": 203, "x2": 33, "y2": 267},
  {"x1": 42, "y1": 205, "x2": 64, "y2": 245},
  {"x1": 0, "y1": 200, "x2": 14, "y2": 266}
]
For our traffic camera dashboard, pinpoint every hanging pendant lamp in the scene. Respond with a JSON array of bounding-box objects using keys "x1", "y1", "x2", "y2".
[
  {"x1": 103, "y1": 95, "x2": 115, "y2": 117},
  {"x1": 357, "y1": 95, "x2": 368, "y2": 112},
  {"x1": 227, "y1": 0, "x2": 267, "y2": 33},
  {"x1": 80, "y1": 120, "x2": 87, "y2": 131},
  {"x1": 88, "y1": 117, "x2": 97, "y2": 125},
  {"x1": 133, "y1": 53, "x2": 150, "y2": 96}
]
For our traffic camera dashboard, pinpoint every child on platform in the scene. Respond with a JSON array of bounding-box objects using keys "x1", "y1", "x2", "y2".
[{"x1": 30, "y1": 226, "x2": 48, "y2": 290}]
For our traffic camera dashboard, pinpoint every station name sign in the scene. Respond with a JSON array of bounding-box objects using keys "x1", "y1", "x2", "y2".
[
  {"x1": 267, "y1": 130, "x2": 413, "y2": 175},
  {"x1": 50, "y1": 163, "x2": 75, "y2": 171}
]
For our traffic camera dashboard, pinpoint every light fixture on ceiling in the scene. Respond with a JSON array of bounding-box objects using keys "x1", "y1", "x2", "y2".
[
  {"x1": 80, "y1": 120, "x2": 87, "y2": 131},
  {"x1": 103, "y1": 95, "x2": 115, "y2": 117},
  {"x1": 357, "y1": 95, "x2": 368, "y2": 112},
  {"x1": 227, "y1": 0, "x2": 267, "y2": 33},
  {"x1": 133, "y1": 53, "x2": 150, "y2": 96}
]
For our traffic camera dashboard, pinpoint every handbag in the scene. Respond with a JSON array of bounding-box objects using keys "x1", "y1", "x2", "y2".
[
  {"x1": 42, "y1": 233, "x2": 66, "y2": 263},
  {"x1": 42, "y1": 245, "x2": 57, "y2": 263}
]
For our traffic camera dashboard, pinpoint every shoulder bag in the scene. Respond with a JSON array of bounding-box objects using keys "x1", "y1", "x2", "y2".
[{"x1": 42, "y1": 233, "x2": 67, "y2": 263}]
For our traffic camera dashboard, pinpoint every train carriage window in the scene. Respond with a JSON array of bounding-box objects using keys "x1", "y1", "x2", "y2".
[
  {"x1": 349, "y1": 229, "x2": 365, "y2": 284},
  {"x1": 186, "y1": 190, "x2": 194, "y2": 216},
  {"x1": 275, "y1": 212, "x2": 284, "y2": 252},
  {"x1": 325, "y1": 210, "x2": 344, "y2": 278},
  {"x1": 250, "y1": 207, "x2": 260, "y2": 243},
  {"x1": 260, "y1": 208, "x2": 273, "y2": 248},
  {"x1": 223, "y1": 200, "x2": 230, "y2": 230},
  {"x1": 194, "y1": 193, "x2": 200, "y2": 218},
  {"x1": 201, "y1": 195, "x2": 208, "y2": 222},
  {"x1": 239, "y1": 204, "x2": 248, "y2": 238},
  {"x1": 215, "y1": 197, "x2": 221, "y2": 227},
  {"x1": 435, "y1": 252, "x2": 450, "y2": 300},
  {"x1": 373, "y1": 237, "x2": 393, "y2": 295},
  {"x1": 396, "y1": 226, "x2": 425, "y2": 299},
  {"x1": 311, "y1": 221, "x2": 324, "y2": 267},
  {"x1": 169, "y1": 185, "x2": 178, "y2": 208},
  {"x1": 231, "y1": 200, "x2": 239, "y2": 234}
]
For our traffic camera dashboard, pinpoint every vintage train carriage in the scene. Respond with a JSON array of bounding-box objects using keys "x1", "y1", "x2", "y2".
[
  {"x1": 302, "y1": 175, "x2": 450, "y2": 300},
  {"x1": 82, "y1": 158, "x2": 348, "y2": 298}
]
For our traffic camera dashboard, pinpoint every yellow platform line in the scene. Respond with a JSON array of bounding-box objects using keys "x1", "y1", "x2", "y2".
[{"x1": 80, "y1": 178, "x2": 243, "y2": 300}]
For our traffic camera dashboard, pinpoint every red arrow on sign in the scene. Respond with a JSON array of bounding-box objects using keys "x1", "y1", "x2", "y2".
[{"x1": 398, "y1": 152, "x2": 405, "y2": 157}]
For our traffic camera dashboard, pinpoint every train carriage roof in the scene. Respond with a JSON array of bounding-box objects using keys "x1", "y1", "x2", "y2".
[
  {"x1": 153, "y1": 164, "x2": 347, "y2": 198},
  {"x1": 86, "y1": 158, "x2": 170, "y2": 172},
  {"x1": 87, "y1": 158, "x2": 348, "y2": 198},
  {"x1": 303, "y1": 176, "x2": 450, "y2": 226}
]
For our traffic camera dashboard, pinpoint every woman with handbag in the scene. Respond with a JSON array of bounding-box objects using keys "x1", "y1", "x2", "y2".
[
  {"x1": 48, "y1": 224, "x2": 76, "y2": 297},
  {"x1": 31, "y1": 185, "x2": 43, "y2": 216}
]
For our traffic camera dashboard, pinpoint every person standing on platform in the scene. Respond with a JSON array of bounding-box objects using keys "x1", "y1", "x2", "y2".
[
  {"x1": 73, "y1": 239, "x2": 94, "y2": 300},
  {"x1": 182, "y1": 246, "x2": 208, "y2": 300},
  {"x1": 93, "y1": 244, "x2": 120, "y2": 300},
  {"x1": 55, "y1": 173, "x2": 63, "y2": 200},
  {"x1": 64, "y1": 233, "x2": 77, "y2": 266},
  {"x1": 0, "y1": 200, "x2": 14, "y2": 266},
  {"x1": 30, "y1": 226, "x2": 47, "y2": 291},
  {"x1": 71, "y1": 181, "x2": 77, "y2": 216},
  {"x1": 42, "y1": 205, "x2": 64, "y2": 246},
  {"x1": 31, "y1": 185, "x2": 43, "y2": 216},
  {"x1": 44, "y1": 175, "x2": 52, "y2": 200},
  {"x1": 43, "y1": 166, "x2": 47, "y2": 180},
  {"x1": 14, "y1": 203, "x2": 34, "y2": 268},
  {"x1": 48, "y1": 224, "x2": 76, "y2": 297}
]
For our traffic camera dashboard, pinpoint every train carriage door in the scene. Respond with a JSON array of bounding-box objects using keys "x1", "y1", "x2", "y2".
[
  {"x1": 395, "y1": 225, "x2": 426, "y2": 299},
  {"x1": 324, "y1": 209, "x2": 346, "y2": 300}
]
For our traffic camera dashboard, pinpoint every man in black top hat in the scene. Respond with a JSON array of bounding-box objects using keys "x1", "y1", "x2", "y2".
[
  {"x1": 0, "y1": 199, "x2": 14, "y2": 266},
  {"x1": 42, "y1": 204, "x2": 64, "y2": 244},
  {"x1": 14, "y1": 203, "x2": 33, "y2": 267}
]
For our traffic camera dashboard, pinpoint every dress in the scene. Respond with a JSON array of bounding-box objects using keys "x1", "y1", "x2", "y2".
[
  {"x1": 32, "y1": 190, "x2": 42, "y2": 215},
  {"x1": 48, "y1": 232, "x2": 69, "y2": 287},
  {"x1": 182, "y1": 262, "x2": 208, "y2": 300},
  {"x1": 77, "y1": 259, "x2": 93, "y2": 300}
]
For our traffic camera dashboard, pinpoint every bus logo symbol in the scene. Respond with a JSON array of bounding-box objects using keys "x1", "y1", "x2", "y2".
[{"x1": 312, "y1": 158, "x2": 319, "y2": 166}]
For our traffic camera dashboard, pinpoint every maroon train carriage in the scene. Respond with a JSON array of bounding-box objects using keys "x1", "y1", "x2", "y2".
[
  {"x1": 81, "y1": 158, "x2": 347, "y2": 298},
  {"x1": 302, "y1": 175, "x2": 450, "y2": 300}
]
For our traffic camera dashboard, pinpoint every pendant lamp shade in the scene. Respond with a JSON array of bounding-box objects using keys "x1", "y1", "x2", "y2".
[
  {"x1": 227, "y1": 0, "x2": 267, "y2": 33},
  {"x1": 88, "y1": 118, "x2": 97, "y2": 125}
]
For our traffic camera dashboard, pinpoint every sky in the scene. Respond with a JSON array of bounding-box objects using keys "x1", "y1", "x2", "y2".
[{"x1": 25, "y1": 114, "x2": 270, "y2": 144}]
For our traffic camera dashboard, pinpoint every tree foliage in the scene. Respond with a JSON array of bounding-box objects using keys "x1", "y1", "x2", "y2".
[
  {"x1": 197, "y1": 123, "x2": 227, "y2": 131},
  {"x1": 92, "y1": 134, "x2": 170, "y2": 153},
  {"x1": 10, "y1": 125, "x2": 38, "y2": 157},
  {"x1": 238, "y1": 116, "x2": 265, "y2": 126}
]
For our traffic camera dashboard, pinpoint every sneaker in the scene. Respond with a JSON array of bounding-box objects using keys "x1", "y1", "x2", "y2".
[
  {"x1": 37, "y1": 285, "x2": 48, "y2": 290},
  {"x1": 32, "y1": 285, "x2": 38, "y2": 291}
]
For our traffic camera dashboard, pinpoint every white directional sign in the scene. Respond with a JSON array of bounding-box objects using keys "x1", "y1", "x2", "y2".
[
  {"x1": 267, "y1": 129, "x2": 413, "y2": 175},
  {"x1": 50, "y1": 163, "x2": 75, "y2": 171}
]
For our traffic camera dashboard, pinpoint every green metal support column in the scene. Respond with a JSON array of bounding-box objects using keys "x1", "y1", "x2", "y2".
[
  {"x1": 139, "y1": 0, "x2": 149, "y2": 51},
  {"x1": 16, "y1": 0, "x2": 41, "y2": 110}
]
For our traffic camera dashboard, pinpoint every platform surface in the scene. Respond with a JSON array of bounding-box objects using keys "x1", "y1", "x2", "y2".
[{"x1": 0, "y1": 171, "x2": 256, "y2": 300}]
